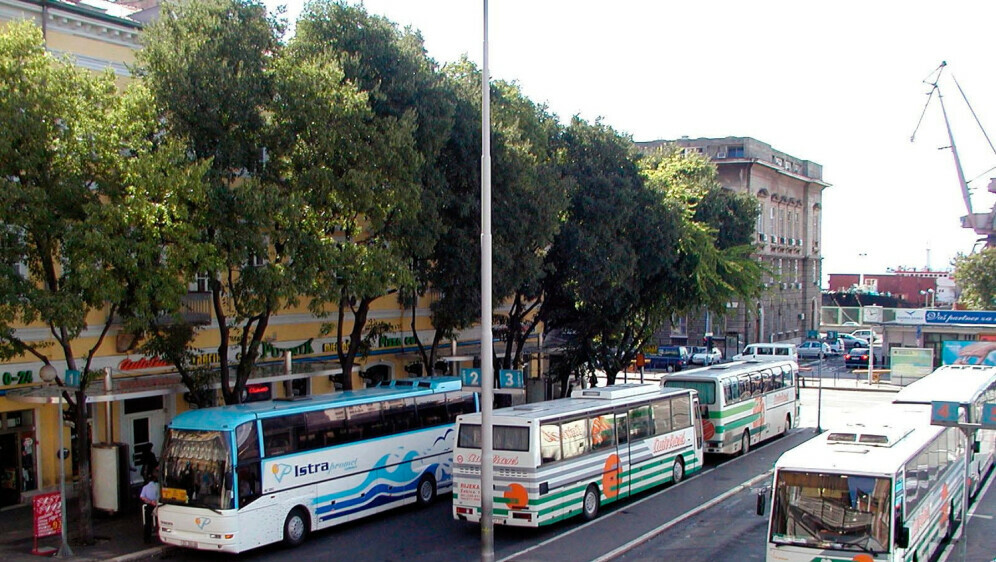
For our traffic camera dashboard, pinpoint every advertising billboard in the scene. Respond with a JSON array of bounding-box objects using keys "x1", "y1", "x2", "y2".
[
  {"x1": 889, "y1": 347, "x2": 934, "y2": 385},
  {"x1": 941, "y1": 340, "x2": 996, "y2": 366}
]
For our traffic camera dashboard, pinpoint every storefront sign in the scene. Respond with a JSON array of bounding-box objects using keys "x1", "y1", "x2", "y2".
[
  {"x1": 0, "y1": 369, "x2": 34, "y2": 389},
  {"x1": 926, "y1": 310, "x2": 996, "y2": 325}
]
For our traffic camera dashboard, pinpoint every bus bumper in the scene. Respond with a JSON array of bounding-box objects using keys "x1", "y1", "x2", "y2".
[
  {"x1": 159, "y1": 526, "x2": 240, "y2": 553},
  {"x1": 453, "y1": 505, "x2": 538, "y2": 527}
]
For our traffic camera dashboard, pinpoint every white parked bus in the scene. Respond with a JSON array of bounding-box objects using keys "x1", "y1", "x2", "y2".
[
  {"x1": 766, "y1": 412, "x2": 966, "y2": 562},
  {"x1": 662, "y1": 360, "x2": 799, "y2": 455},
  {"x1": 451, "y1": 383, "x2": 703, "y2": 527},
  {"x1": 892, "y1": 363, "x2": 996, "y2": 497},
  {"x1": 156, "y1": 377, "x2": 477, "y2": 553}
]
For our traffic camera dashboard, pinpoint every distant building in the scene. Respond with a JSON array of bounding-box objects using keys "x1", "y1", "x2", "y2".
[{"x1": 636, "y1": 137, "x2": 829, "y2": 355}]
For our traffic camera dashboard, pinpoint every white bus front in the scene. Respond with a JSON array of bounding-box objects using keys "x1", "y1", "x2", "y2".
[
  {"x1": 767, "y1": 469, "x2": 896, "y2": 561},
  {"x1": 157, "y1": 427, "x2": 244, "y2": 552}
]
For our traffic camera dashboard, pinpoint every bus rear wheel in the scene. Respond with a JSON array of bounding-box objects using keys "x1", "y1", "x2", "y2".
[
  {"x1": 740, "y1": 431, "x2": 751, "y2": 456},
  {"x1": 672, "y1": 456, "x2": 686, "y2": 484},
  {"x1": 582, "y1": 484, "x2": 600, "y2": 521},
  {"x1": 416, "y1": 474, "x2": 437, "y2": 506},
  {"x1": 283, "y1": 507, "x2": 309, "y2": 548}
]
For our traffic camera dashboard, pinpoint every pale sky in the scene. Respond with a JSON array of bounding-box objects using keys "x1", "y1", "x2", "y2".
[{"x1": 264, "y1": 0, "x2": 996, "y2": 283}]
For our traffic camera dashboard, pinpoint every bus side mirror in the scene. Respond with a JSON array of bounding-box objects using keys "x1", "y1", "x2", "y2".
[
  {"x1": 756, "y1": 487, "x2": 768, "y2": 516},
  {"x1": 895, "y1": 525, "x2": 909, "y2": 549}
]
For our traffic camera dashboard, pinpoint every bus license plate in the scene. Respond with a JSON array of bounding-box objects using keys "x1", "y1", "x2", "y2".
[{"x1": 180, "y1": 540, "x2": 197, "y2": 548}]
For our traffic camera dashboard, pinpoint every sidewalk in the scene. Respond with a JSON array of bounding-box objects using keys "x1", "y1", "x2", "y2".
[{"x1": 0, "y1": 491, "x2": 172, "y2": 562}]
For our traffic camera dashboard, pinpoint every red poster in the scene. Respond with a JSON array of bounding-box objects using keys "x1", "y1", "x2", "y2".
[{"x1": 33, "y1": 492, "x2": 61, "y2": 539}]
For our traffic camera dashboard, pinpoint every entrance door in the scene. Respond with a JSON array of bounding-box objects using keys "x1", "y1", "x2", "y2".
[
  {"x1": 122, "y1": 396, "x2": 166, "y2": 485},
  {"x1": 0, "y1": 433, "x2": 19, "y2": 506}
]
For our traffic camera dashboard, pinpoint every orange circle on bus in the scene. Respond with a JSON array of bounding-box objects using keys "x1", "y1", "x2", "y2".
[
  {"x1": 852, "y1": 554, "x2": 874, "y2": 562},
  {"x1": 602, "y1": 454, "x2": 620, "y2": 499},
  {"x1": 702, "y1": 419, "x2": 716, "y2": 441},
  {"x1": 503, "y1": 483, "x2": 528, "y2": 509}
]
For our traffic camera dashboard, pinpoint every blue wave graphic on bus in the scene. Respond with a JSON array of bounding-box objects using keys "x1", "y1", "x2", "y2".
[{"x1": 313, "y1": 456, "x2": 444, "y2": 521}]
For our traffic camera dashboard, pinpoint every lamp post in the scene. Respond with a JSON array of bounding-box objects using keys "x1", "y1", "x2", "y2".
[{"x1": 39, "y1": 365, "x2": 73, "y2": 558}]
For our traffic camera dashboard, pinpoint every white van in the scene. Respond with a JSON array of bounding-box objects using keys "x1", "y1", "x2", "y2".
[{"x1": 732, "y1": 343, "x2": 799, "y2": 363}]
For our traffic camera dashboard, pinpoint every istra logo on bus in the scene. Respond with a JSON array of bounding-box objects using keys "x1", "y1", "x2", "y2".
[{"x1": 272, "y1": 459, "x2": 361, "y2": 483}]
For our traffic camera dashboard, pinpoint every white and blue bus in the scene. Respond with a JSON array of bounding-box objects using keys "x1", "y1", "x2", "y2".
[
  {"x1": 892, "y1": 363, "x2": 996, "y2": 497},
  {"x1": 156, "y1": 377, "x2": 477, "y2": 553}
]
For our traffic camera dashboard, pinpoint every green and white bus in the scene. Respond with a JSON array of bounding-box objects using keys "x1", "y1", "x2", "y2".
[
  {"x1": 893, "y1": 363, "x2": 996, "y2": 498},
  {"x1": 452, "y1": 383, "x2": 703, "y2": 527},
  {"x1": 766, "y1": 410, "x2": 966, "y2": 562},
  {"x1": 662, "y1": 359, "x2": 799, "y2": 455}
]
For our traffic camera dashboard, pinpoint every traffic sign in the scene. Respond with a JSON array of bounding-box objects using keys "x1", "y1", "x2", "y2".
[{"x1": 931, "y1": 401, "x2": 961, "y2": 426}]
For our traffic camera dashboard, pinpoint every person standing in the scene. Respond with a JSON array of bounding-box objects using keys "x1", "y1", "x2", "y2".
[{"x1": 140, "y1": 466, "x2": 160, "y2": 544}]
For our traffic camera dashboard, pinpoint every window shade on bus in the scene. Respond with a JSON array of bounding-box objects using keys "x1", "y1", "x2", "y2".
[{"x1": 456, "y1": 424, "x2": 529, "y2": 452}]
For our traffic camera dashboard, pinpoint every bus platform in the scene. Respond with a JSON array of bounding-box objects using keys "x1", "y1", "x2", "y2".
[{"x1": 0, "y1": 493, "x2": 172, "y2": 562}]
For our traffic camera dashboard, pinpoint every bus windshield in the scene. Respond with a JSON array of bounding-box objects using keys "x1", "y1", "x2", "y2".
[
  {"x1": 160, "y1": 429, "x2": 234, "y2": 511},
  {"x1": 769, "y1": 470, "x2": 891, "y2": 554}
]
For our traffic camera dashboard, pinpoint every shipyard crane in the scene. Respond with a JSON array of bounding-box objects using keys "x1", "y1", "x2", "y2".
[{"x1": 911, "y1": 61, "x2": 996, "y2": 247}]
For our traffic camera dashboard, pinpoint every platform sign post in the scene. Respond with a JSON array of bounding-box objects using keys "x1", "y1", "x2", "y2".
[{"x1": 31, "y1": 491, "x2": 61, "y2": 555}]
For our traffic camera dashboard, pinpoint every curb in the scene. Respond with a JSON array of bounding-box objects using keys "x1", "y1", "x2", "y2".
[{"x1": 107, "y1": 544, "x2": 173, "y2": 561}]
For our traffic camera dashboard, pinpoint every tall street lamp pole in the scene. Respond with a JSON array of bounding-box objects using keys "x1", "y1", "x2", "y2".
[
  {"x1": 39, "y1": 365, "x2": 73, "y2": 558},
  {"x1": 479, "y1": 1, "x2": 495, "y2": 560}
]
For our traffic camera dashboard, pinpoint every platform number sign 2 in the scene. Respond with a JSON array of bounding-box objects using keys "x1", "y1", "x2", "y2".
[{"x1": 461, "y1": 368, "x2": 482, "y2": 387}]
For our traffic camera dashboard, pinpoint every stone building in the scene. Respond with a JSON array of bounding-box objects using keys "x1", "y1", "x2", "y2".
[{"x1": 636, "y1": 136, "x2": 829, "y2": 357}]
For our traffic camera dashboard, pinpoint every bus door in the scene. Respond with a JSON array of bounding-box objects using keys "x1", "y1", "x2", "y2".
[
  {"x1": 692, "y1": 396, "x2": 703, "y2": 450},
  {"x1": 613, "y1": 411, "x2": 630, "y2": 499}
]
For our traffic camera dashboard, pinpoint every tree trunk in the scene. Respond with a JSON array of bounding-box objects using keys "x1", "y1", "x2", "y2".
[{"x1": 74, "y1": 389, "x2": 94, "y2": 544}]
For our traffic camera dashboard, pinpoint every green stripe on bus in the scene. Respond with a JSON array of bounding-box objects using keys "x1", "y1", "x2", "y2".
[{"x1": 706, "y1": 401, "x2": 756, "y2": 418}]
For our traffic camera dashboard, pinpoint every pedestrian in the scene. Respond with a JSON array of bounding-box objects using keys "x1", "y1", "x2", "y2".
[{"x1": 140, "y1": 466, "x2": 160, "y2": 544}]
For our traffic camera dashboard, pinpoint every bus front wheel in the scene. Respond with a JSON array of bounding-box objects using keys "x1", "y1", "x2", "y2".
[
  {"x1": 740, "y1": 431, "x2": 751, "y2": 456},
  {"x1": 582, "y1": 484, "x2": 600, "y2": 521},
  {"x1": 283, "y1": 507, "x2": 309, "y2": 548},
  {"x1": 672, "y1": 456, "x2": 685, "y2": 484},
  {"x1": 416, "y1": 474, "x2": 437, "y2": 506}
]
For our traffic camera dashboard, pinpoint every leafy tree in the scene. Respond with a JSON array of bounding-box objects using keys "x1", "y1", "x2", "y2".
[
  {"x1": 138, "y1": 0, "x2": 312, "y2": 404},
  {"x1": 953, "y1": 247, "x2": 996, "y2": 309},
  {"x1": 541, "y1": 118, "x2": 668, "y2": 391},
  {"x1": 420, "y1": 58, "x2": 568, "y2": 376},
  {"x1": 291, "y1": 1, "x2": 441, "y2": 388},
  {"x1": 0, "y1": 22, "x2": 209, "y2": 542}
]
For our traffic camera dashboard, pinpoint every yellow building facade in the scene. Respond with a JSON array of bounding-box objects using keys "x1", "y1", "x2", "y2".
[{"x1": 0, "y1": 0, "x2": 509, "y2": 508}]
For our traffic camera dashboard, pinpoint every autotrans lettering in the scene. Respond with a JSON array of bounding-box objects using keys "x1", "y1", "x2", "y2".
[
  {"x1": 467, "y1": 452, "x2": 520, "y2": 466},
  {"x1": 652, "y1": 433, "x2": 687, "y2": 454}
]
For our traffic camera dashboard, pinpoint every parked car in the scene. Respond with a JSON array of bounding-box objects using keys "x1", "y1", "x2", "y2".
[
  {"x1": 850, "y1": 329, "x2": 880, "y2": 344},
  {"x1": 841, "y1": 321, "x2": 860, "y2": 327},
  {"x1": 822, "y1": 337, "x2": 844, "y2": 355},
  {"x1": 648, "y1": 345, "x2": 691, "y2": 372},
  {"x1": 798, "y1": 340, "x2": 830, "y2": 359},
  {"x1": 844, "y1": 347, "x2": 876, "y2": 369},
  {"x1": 691, "y1": 346, "x2": 722, "y2": 366},
  {"x1": 838, "y1": 333, "x2": 869, "y2": 351}
]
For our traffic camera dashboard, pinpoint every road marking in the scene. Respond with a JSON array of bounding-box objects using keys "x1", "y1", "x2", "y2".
[{"x1": 498, "y1": 463, "x2": 775, "y2": 562}]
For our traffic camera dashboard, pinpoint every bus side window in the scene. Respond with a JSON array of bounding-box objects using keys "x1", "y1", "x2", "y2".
[
  {"x1": 671, "y1": 395, "x2": 691, "y2": 430},
  {"x1": 346, "y1": 403, "x2": 386, "y2": 440},
  {"x1": 561, "y1": 419, "x2": 589, "y2": 459},
  {"x1": 615, "y1": 413, "x2": 629, "y2": 445},
  {"x1": 382, "y1": 399, "x2": 417, "y2": 433},
  {"x1": 446, "y1": 392, "x2": 478, "y2": 422},
  {"x1": 540, "y1": 422, "x2": 562, "y2": 463},
  {"x1": 739, "y1": 376, "x2": 750, "y2": 399},
  {"x1": 629, "y1": 405, "x2": 652, "y2": 440},
  {"x1": 652, "y1": 400, "x2": 672, "y2": 434},
  {"x1": 262, "y1": 415, "x2": 304, "y2": 457},
  {"x1": 589, "y1": 414, "x2": 615, "y2": 451},
  {"x1": 415, "y1": 395, "x2": 448, "y2": 428}
]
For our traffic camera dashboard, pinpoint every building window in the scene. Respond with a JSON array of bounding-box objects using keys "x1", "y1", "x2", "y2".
[{"x1": 671, "y1": 315, "x2": 687, "y2": 338}]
